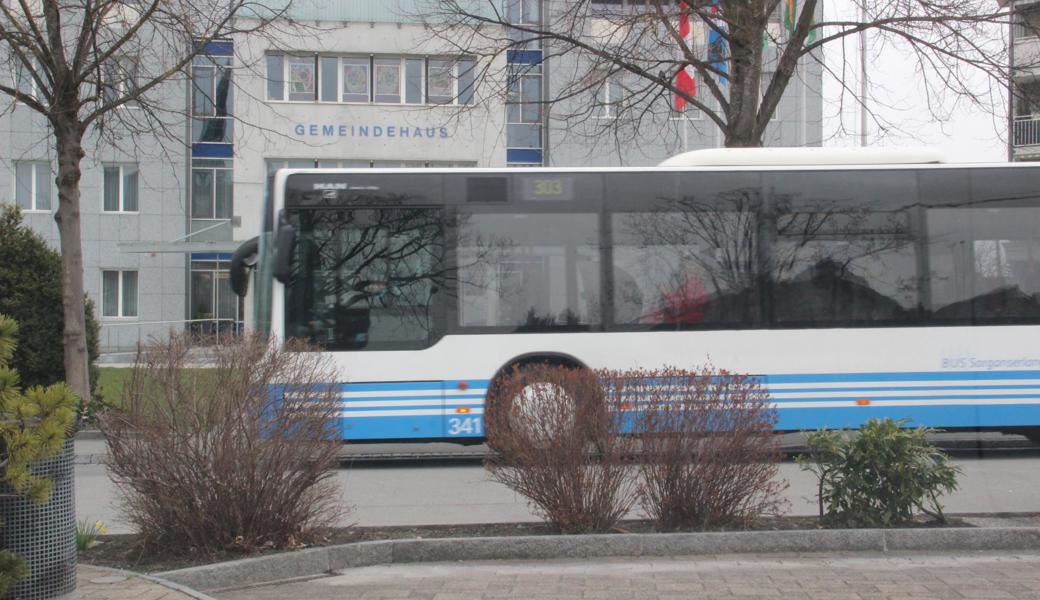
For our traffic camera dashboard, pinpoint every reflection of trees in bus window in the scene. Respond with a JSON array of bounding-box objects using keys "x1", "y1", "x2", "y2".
[
  {"x1": 770, "y1": 204, "x2": 918, "y2": 325},
  {"x1": 457, "y1": 213, "x2": 600, "y2": 330},
  {"x1": 286, "y1": 206, "x2": 447, "y2": 350},
  {"x1": 612, "y1": 190, "x2": 760, "y2": 328},
  {"x1": 928, "y1": 207, "x2": 1040, "y2": 323}
]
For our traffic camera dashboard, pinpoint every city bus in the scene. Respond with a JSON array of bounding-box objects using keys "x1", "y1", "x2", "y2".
[{"x1": 230, "y1": 149, "x2": 1040, "y2": 444}]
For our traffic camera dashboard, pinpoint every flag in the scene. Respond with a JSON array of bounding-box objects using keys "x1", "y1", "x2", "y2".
[
  {"x1": 784, "y1": 0, "x2": 817, "y2": 44},
  {"x1": 707, "y1": 0, "x2": 728, "y2": 85},
  {"x1": 673, "y1": 1, "x2": 697, "y2": 111}
]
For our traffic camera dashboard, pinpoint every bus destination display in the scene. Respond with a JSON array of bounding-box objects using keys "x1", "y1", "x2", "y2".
[{"x1": 520, "y1": 176, "x2": 574, "y2": 201}]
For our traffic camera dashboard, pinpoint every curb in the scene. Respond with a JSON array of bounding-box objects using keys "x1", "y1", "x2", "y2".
[
  {"x1": 81, "y1": 564, "x2": 219, "y2": 600},
  {"x1": 153, "y1": 526, "x2": 1040, "y2": 592}
]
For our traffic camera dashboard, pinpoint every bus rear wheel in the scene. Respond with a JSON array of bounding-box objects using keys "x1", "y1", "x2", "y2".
[{"x1": 485, "y1": 361, "x2": 598, "y2": 448}]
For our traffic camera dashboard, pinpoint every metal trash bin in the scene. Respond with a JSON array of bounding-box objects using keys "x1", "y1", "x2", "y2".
[{"x1": 0, "y1": 438, "x2": 76, "y2": 599}]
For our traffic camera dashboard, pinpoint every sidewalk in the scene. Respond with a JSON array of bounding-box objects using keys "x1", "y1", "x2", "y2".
[
  {"x1": 79, "y1": 565, "x2": 212, "y2": 600},
  {"x1": 213, "y1": 551, "x2": 1040, "y2": 600}
]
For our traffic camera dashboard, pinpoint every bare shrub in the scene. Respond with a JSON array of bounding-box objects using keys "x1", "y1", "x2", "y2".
[
  {"x1": 484, "y1": 364, "x2": 636, "y2": 534},
  {"x1": 604, "y1": 366, "x2": 787, "y2": 531},
  {"x1": 98, "y1": 333, "x2": 344, "y2": 555}
]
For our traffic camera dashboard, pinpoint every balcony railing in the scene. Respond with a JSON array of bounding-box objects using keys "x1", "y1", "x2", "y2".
[{"x1": 1014, "y1": 116, "x2": 1040, "y2": 146}]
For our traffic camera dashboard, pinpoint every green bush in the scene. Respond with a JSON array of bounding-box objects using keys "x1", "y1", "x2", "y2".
[
  {"x1": 796, "y1": 418, "x2": 961, "y2": 527},
  {"x1": 0, "y1": 206, "x2": 100, "y2": 399}
]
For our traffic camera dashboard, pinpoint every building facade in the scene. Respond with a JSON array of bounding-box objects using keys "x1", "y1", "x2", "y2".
[
  {"x1": 1007, "y1": 0, "x2": 1040, "y2": 161},
  {"x1": 1, "y1": 0, "x2": 824, "y2": 357}
]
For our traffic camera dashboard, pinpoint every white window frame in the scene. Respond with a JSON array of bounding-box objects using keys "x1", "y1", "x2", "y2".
[
  {"x1": 103, "y1": 55, "x2": 140, "y2": 107},
  {"x1": 191, "y1": 159, "x2": 233, "y2": 220},
  {"x1": 267, "y1": 54, "x2": 474, "y2": 106},
  {"x1": 14, "y1": 60, "x2": 40, "y2": 101},
  {"x1": 595, "y1": 76, "x2": 624, "y2": 119},
  {"x1": 101, "y1": 163, "x2": 139, "y2": 213},
  {"x1": 373, "y1": 57, "x2": 404, "y2": 104},
  {"x1": 101, "y1": 270, "x2": 138, "y2": 319},
  {"x1": 13, "y1": 161, "x2": 51, "y2": 212},
  {"x1": 340, "y1": 55, "x2": 371, "y2": 103}
]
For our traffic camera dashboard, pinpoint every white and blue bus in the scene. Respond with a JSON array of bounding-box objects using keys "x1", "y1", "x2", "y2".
[{"x1": 231, "y1": 149, "x2": 1040, "y2": 444}]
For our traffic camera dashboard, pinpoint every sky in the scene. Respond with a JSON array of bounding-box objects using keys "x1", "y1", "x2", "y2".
[{"x1": 819, "y1": 0, "x2": 1009, "y2": 163}]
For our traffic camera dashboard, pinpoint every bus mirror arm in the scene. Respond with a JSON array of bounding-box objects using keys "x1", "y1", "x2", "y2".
[
  {"x1": 230, "y1": 236, "x2": 259, "y2": 297},
  {"x1": 272, "y1": 210, "x2": 296, "y2": 284}
]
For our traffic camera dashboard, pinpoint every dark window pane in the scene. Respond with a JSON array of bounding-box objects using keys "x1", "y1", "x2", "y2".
[
  {"x1": 192, "y1": 65, "x2": 214, "y2": 115},
  {"x1": 286, "y1": 208, "x2": 446, "y2": 350},
  {"x1": 405, "y1": 59, "x2": 423, "y2": 104},
  {"x1": 320, "y1": 56, "x2": 338, "y2": 102},
  {"x1": 122, "y1": 271, "x2": 138, "y2": 317},
  {"x1": 613, "y1": 208, "x2": 759, "y2": 328},
  {"x1": 266, "y1": 54, "x2": 284, "y2": 100},
  {"x1": 192, "y1": 169, "x2": 214, "y2": 218},
  {"x1": 458, "y1": 59, "x2": 475, "y2": 105},
  {"x1": 928, "y1": 206, "x2": 1040, "y2": 324},
  {"x1": 458, "y1": 213, "x2": 600, "y2": 330},
  {"x1": 15, "y1": 163, "x2": 32, "y2": 209},
  {"x1": 507, "y1": 123, "x2": 540, "y2": 148},
  {"x1": 102, "y1": 271, "x2": 119, "y2": 317},
  {"x1": 215, "y1": 169, "x2": 233, "y2": 218},
  {"x1": 191, "y1": 271, "x2": 215, "y2": 319},
  {"x1": 765, "y1": 171, "x2": 920, "y2": 326},
  {"x1": 34, "y1": 163, "x2": 50, "y2": 210},
  {"x1": 122, "y1": 166, "x2": 138, "y2": 211},
  {"x1": 103, "y1": 166, "x2": 120, "y2": 211}
]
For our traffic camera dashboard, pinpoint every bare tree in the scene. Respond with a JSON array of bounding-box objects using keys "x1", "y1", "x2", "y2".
[
  {"x1": 421, "y1": 0, "x2": 1017, "y2": 151},
  {"x1": 0, "y1": 1, "x2": 287, "y2": 403}
]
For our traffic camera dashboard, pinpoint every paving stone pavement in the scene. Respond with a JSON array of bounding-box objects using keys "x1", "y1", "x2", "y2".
[
  {"x1": 214, "y1": 551, "x2": 1040, "y2": 600},
  {"x1": 78, "y1": 565, "x2": 201, "y2": 600}
]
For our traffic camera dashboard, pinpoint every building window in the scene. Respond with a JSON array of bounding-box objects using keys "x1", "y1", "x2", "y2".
[
  {"x1": 14, "y1": 161, "x2": 50, "y2": 211},
  {"x1": 191, "y1": 159, "x2": 232, "y2": 219},
  {"x1": 191, "y1": 54, "x2": 233, "y2": 143},
  {"x1": 266, "y1": 159, "x2": 477, "y2": 175},
  {"x1": 267, "y1": 54, "x2": 475, "y2": 106},
  {"x1": 190, "y1": 256, "x2": 240, "y2": 336},
  {"x1": 287, "y1": 55, "x2": 316, "y2": 101},
  {"x1": 1015, "y1": 6, "x2": 1040, "y2": 40},
  {"x1": 596, "y1": 77, "x2": 624, "y2": 118},
  {"x1": 15, "y1": 60, "x2": 39, "y2": 100},
  {"x1": 506, "y1": 64, "x2": 542, "y2": 148},
  {"x1": 102, "y1": 164, "x2": 138, "y2": 212},
  {"x1": 102, "y1": 270, "x2": 138, "y2": 318},
  {"x1": 102, "y1": 56, "x2": 139, "y2": 104},
  {"x1": 506, "y1": 0, "x2": 540, "y2": 24}
]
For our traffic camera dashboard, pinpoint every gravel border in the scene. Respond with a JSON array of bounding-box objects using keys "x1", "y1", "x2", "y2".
[{"x1": 153, "y1": 526, "x2": 1040, "y2": 592}]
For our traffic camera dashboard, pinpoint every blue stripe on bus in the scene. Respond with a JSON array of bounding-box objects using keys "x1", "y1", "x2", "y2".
[
  {"x1": 764, "y1": 370, "x2": 1040, "y2": 384},
  {"x1": 772, "y1": 393, "x2": 1040, "y2": 403},
  {"x1": 338, "y1": 380, "x2": 491, "y2": 392},
  {"x1": 771, "y1": 384, "x2": 1040, "y2": 393},
  {"x1": 775, "y1": 403, "x2": 1040, "y2": 430},
  {"x1": 341, "y1": 394, "x2": 488, "y2": 402},
  {"x1": 340, "y1": 415, "x2": 446, "y2": 440}
]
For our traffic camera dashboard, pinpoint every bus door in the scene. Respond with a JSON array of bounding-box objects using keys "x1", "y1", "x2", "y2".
[{"x1": 285, "y1": 204, "x2": 448, "y2": 440}]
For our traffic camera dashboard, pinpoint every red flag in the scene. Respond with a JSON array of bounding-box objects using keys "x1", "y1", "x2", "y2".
[{"x1": 674, "y1": 1, "x2": 697, "y2": 111}]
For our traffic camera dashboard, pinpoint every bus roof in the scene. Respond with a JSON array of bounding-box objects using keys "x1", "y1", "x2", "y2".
[{"x1": 658, "y1": 147, "x2": 946, "y2": 167}]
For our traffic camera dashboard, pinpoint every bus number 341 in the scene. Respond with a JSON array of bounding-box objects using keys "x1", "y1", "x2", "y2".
[{"x1": 448, "y1": 417, "x2": 482, "y2": 436}]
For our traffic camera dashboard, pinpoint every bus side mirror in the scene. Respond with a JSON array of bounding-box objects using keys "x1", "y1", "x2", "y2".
[
  {"x1": 272, "y1": 210, "x2": 296, "y2": 284},
  {"x1": 230, "y1": 236, "x2": 259, "y2": 297}
]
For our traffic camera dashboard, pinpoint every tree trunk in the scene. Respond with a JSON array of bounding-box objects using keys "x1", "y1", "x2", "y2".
[{"x1": 53, "y1": 119, "x2": 90, "y2": 405}]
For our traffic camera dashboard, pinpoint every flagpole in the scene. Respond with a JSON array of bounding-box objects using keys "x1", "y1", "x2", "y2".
[{"x1": 859, "y1": 2, "x2": 868, "y2": 147}]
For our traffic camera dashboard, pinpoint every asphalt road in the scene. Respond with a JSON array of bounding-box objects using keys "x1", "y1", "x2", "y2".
[{"x1": 77, "y1": 443, "x2": 1040, "y2": 534}]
